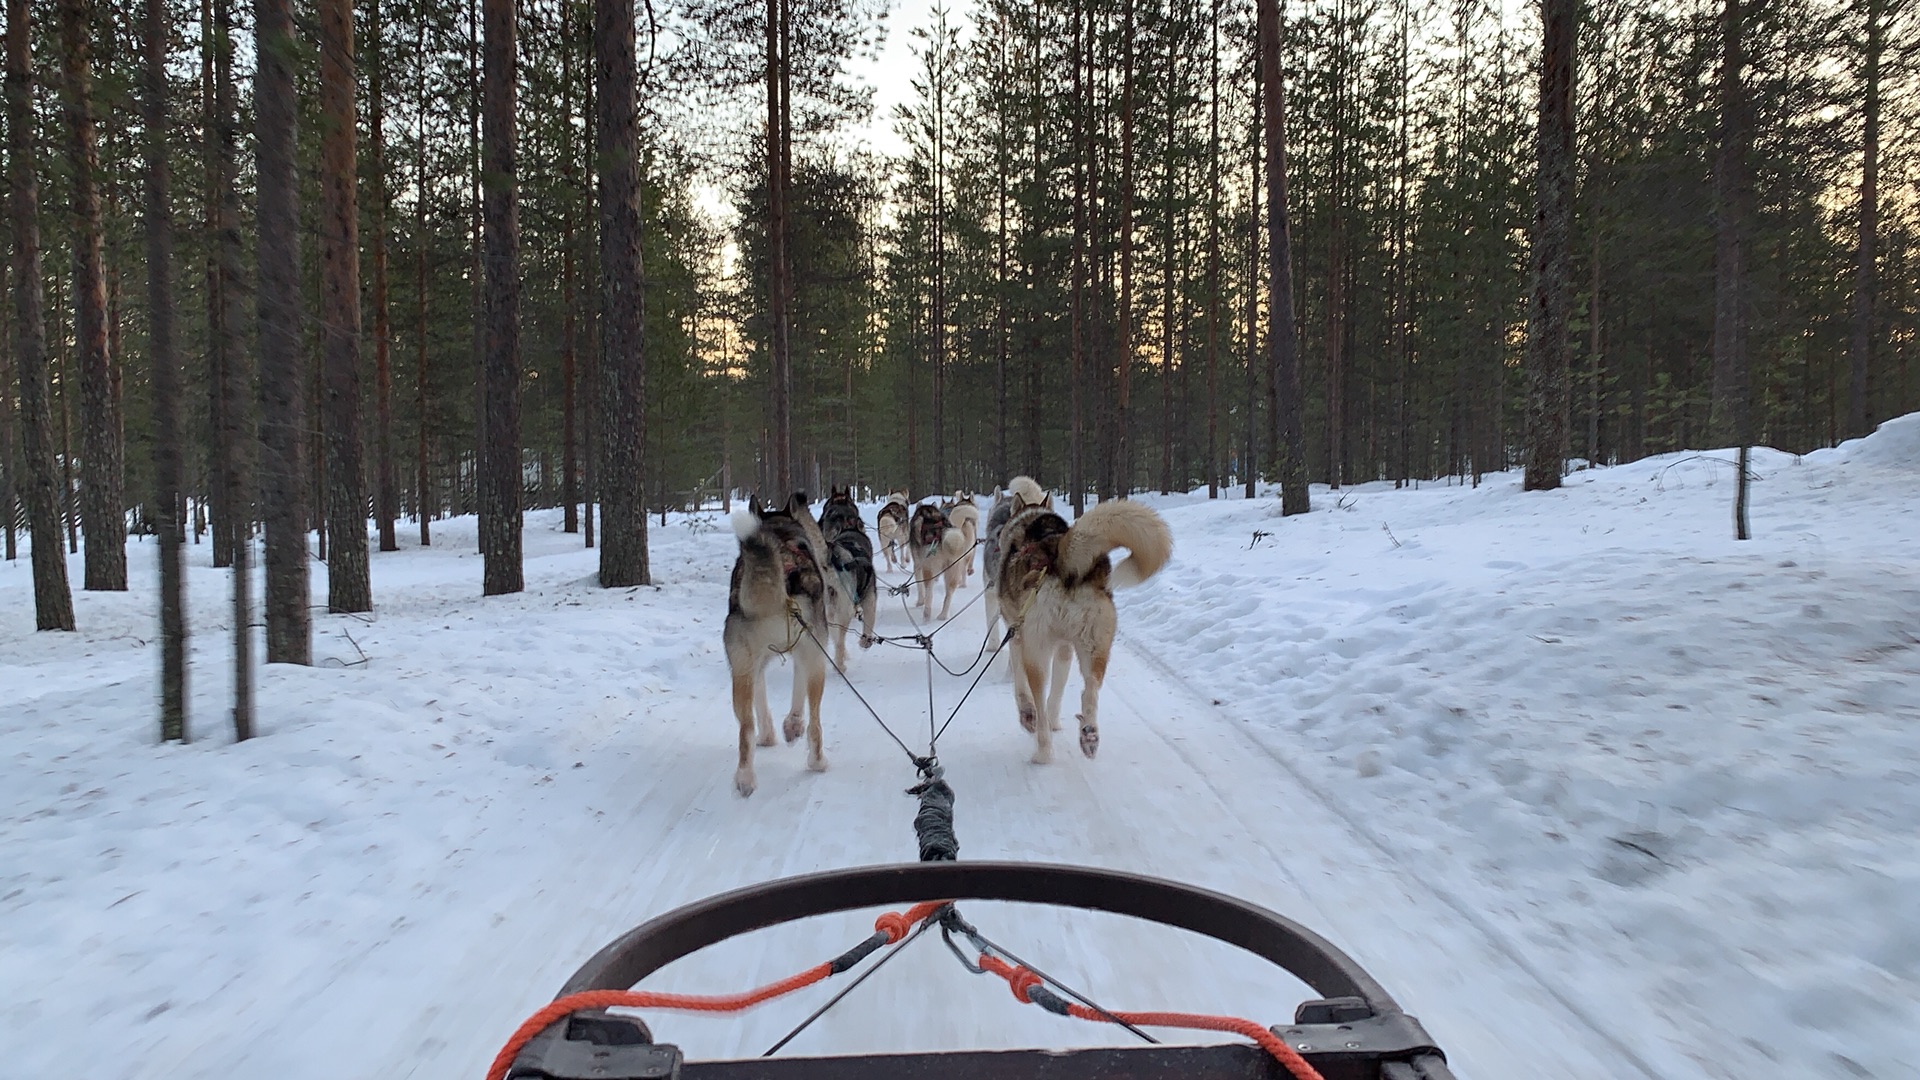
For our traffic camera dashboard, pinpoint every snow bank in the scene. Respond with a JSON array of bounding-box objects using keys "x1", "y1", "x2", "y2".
[
  {"x1": 1121, "y1": 417, "x2": 1920, "y2": 1078},
  {"x1": 1840, "y1": 412, "x2": 1920, "y2": 470}
]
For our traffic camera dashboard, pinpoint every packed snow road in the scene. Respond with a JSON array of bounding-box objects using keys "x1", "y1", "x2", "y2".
[{"x1": 6, "y1": 509, "x2": 1642, "y2": 1080}]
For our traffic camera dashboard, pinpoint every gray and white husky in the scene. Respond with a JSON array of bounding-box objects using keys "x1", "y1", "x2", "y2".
[
  {"x1": 818, "y1": 487, "x2": 878, "y2": 669},
  {"x1": 723, "y1": 494, "x2": 831, "y2": 797}
]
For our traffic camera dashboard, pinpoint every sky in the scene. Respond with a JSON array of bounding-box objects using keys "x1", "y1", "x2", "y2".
[{"x1": 847, "y1": 0, "x2": 972, "y2": 160}]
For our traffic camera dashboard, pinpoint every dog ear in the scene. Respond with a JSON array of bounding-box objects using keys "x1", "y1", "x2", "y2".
[{"x1": 786, "y1": 491, "x2": 809, "y2": 516}]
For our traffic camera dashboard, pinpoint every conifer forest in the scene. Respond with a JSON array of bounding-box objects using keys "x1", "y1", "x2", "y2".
[{"x1": 1, "y1": 0, "x2": 1916, "y2": 670}]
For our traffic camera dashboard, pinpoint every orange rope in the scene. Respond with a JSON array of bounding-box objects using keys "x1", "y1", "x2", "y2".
[
  {"x1": 977, "y1": 954, "x2": 1326, "y2": 1080},
  {"x1": 485, "y1": 902, "x2": 951, "y2": 1080}
]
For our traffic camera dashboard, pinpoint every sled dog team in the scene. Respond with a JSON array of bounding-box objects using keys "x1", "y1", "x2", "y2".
[{"x1": 723, "y1": 479, "x2": 1172, "y2": 797}]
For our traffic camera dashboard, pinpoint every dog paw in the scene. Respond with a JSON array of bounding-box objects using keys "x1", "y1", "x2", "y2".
[
  {"x1": 807, "y1": 753, "x2": 829, "y2": 773},
  {"x1": 1079, "y1": 723, "x2": 1099, "y2": 758},
  {"x1": 1019, "y1": 705, "x2": 1038, "y2": 733},
  {"x1": 859, "y1": 633, "x2": 875, "y2": 649},
  {"x1": 782, "y1": 713, "x2": 804, "y2": 743},
  {"x1": 734, "y1": 768, "x2": 757, "y2": 797},
  {"x1": 1030, "y1": 746, "x2": 1053, "y2": 765}
]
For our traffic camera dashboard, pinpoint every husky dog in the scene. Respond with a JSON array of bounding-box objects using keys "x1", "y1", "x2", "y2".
[
  {"x1": 943, "y1": 492, "x2": 982, "y2": 577},
  {"x1": 996, "y1": 494, "x2": 1171, "y2": 764},
  {"x1": 876, "y1": 492, "x2": 910, "y2": 571},
  {"x1": 818, "y1": 487, "x2": 878, "y2": 668},
  {"x1": 983, "y1": 475, "x2": 1046, "y2": 639},
  {"x1": 908, "y1": 502, "x2": 970, "y2": 620},
  {"x1": 723, "y1": 494, "x2": 832, "y2": 797}
]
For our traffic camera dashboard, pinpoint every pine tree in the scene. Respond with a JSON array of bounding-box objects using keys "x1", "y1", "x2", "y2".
[
  {"x1": 320, "y1": 0, "x2": 371, "y2": 610},
  {"x1": 1524, "y1": 0, "x2": 1576, "y2": 491},
  {"x1": 1259, "y1": 0, "x2": 1308, "y2": 515},
  {"x1": 59, "y1": 0, "x2": 127, "y2": 591},
  {"x1": 143, "y1": 0, "x2": 187, "y2": 739},
  {"x1": 480, "y1": 0, "x2": 523, "y2": 594},
  {"x1": 7, "y1": 0, "x2": 75, "y2": 630},
  {"x1": 595, "y1": 0, "x2": 650, "y2": 586},
  {"x1": 256, "y1": 0, "x2": 311, "y2": 665}
]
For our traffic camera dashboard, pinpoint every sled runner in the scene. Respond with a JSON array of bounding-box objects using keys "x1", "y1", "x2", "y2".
[{"x1": 491, "y1": 861, "x2": 1454, "y2": 1080}]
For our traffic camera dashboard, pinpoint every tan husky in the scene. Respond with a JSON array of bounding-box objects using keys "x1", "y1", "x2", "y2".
[
  {"x1": 876, "y1": 492, "x2": 910, "y2": 571},
  {"x1": 995, "y1": 495, "x2": 1171, "y2": 764},
  {"x1": 723, "y1": 494, "x2": 831, "y2": 797},
  {"x1": 943, "y1": 492, "x2": 981, "y2": 576}
]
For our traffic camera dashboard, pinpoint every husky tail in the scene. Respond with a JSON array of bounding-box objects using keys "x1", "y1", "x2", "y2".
[
  {"x1": 731, "y1": 505, "x2": 761, "y2": 543},
  {"x1": 1059, "y1": 500, "x2": 1172, "y2": 589},
  {"x1": 1007, "y1": 475, "x2": 1045, "y2": 506}
]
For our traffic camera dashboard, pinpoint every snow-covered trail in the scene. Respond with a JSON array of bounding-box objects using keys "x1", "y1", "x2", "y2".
[
  {"x1": 112, "y1": 549, "x2": 1647, "y2": 1080},
  {"x1": 11, "y1": 418, "x2": 1918, "y2": 1080}
]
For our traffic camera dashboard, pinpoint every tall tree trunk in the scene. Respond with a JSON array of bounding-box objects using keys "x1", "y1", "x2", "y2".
[
  {"x1": 214, "y1": 0, "x2": 252, "y2": 737},
  {"x1": 1712, "y1": 0, "x2": 1751, "y2": 538},
  {"x1": 415, "y1": 0, "x2": 431, "y2": 547},
  {"x1": 765, "y1": 0, "x2": 792, "y2": 494},
  {"x1": 596, "y1": 0, "x2": 649, "y2": 585},
  {"x1": 369, "y1": 0, "x2": 397, "y2": 553},
  {"x1": 62, "y1": 320, "x2": 77, "y2": 553},
  {"x1": 581, "y1": 51, "x2": 597, "y2": 550},
  {"x1": 1847, "y1": 0, "x2": 1881, "y2": 438},
  {"x1": 1524, "y1": 0, "x2": 1575, "y2": 491},
  {"x1": 1393, "y1": 0, "x2": 1411, "y2": 486},
  {"x1": 1115, "y1": 0, "x2": 1134, "y2": 497},
  {"x1": 1259, "y1": 0, "x2": 1308, "y2": 514},
  {"x1": 320, "y1": 0, "x2": 370, "y2": 610},
  {"x1": 59, "y1": 0, "x2": 126, "y2": 590},
  {"x1": 143, "y1": 0, "x2": 187, "y2": 740},
  {"x1": 1588, "y1": 229, "x2": 1601, "y2": 463},
  {"x1": 6, "y1": 0, "x2": 75, "y2": 629},
  {"x1": 932, "y1": 21, "x2": 947, "y2": 495},
  {"x1": 1160, "y1": 13, "x2": 1176, "y2": 496},
  {"x1": 256, "y1": 0, "x2": 311, "y2": 664},
  {"x1": 1024, "y1": 11, "x2": 1042, "y2": 480},
  {"x1": 994, "y1": 15, "x2": 1008, "y2": 485},
  {"x1": 1, "y1": 284, "x2": 14, "y2": 561},
  {"x1": 1069, "y1": 0, "x2": 1086, "y2": 513},
  {"x1": 480, "y1": 0, "x2": 523, "y2": 594},
  {"x1": 469, "y1": 0, "x2": 483, "y2": 538},
  {"x1": 200, "y1": 0, "x2": 232, "y2": 568},
  {"x1": 1206, "y1": 0, "x2": 1220, "y2": 499},
  {"x1": 561, "y1": 0, "x2": 579, "y2": 533},
  {"x1": 1325, "y1": 0, "x2": 1347, "y2": 489},
  {"x1": 1245, "y1": 45, "x2": 1259, "y2": 501}
]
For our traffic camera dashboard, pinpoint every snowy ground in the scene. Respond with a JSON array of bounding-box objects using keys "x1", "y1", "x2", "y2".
[{"x1": 3, "y1": 417, "x2": 1916, "y2": 1080}]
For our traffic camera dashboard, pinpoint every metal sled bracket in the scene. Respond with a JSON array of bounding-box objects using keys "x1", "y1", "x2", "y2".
[{"x1": 508, "y1": 1014, "x2": 681, "y2": 1080}]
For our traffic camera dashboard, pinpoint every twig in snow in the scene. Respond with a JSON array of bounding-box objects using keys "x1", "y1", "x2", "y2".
[
  {"x1": 1654, "y1": 454, "x2": 1764, "y2": 493},
  {"x1": 1610, "y1": 836, "x2": 1667, "y2": 864},
  {"x1": 1248, "y1": 530, "x2": 1272, "y2": 549},
  {"x1": 319, "y1": 628, "x2": 373, "y2": 669},
  {"x1": 1381, "y1": 523, "x2": 1402, "y2": 549}
]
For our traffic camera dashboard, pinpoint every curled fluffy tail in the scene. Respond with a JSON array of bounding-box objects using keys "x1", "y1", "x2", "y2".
[
  {"x1": 1007, "y1": 475, "x2": 1045, "y2": 505},
  {"x1": 731, "y1": 507, "x2": 760, "y2": 542},
  {"x1": 1060, "y1": 500, "x2": 1172, "y2": 589}
]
